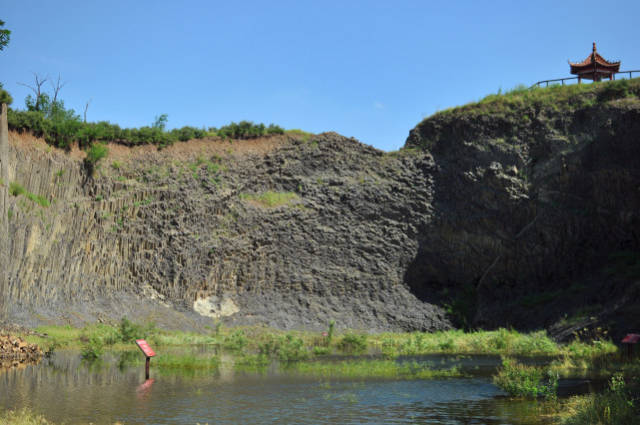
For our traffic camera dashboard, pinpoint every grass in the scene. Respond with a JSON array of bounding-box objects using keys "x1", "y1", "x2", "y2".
[
  {"x1": 9, "y1": 182, "x2": 50, "y2": 207},
  {"x1": 438, "y1": 78, "x2": 639, "y2": 119},
  {"x1": 493, "y1": 357, "x2": 558, "y2": 400},
  {"x1": 378, "y1": 328, "x2": 562, "y2": 357},
  {"x1": 285, "y1": 128, "x2": 313, "y2": 142},
  {"x1": 0, "y1": 408, "x2": 125, "y2": 425},
  {"x1": 558, "y1": 373, "x2": 640, "y2": 424},
  {"x1": 239, "y1": 191, "x2": 299, "y2": 208},
  {"x1": 0, "y1": 408, "x2": 54, "y2": 425},
  {"x1": 23, "y1": 323, "x2": 617, "y2": 361},
  {"x1": 292, "y1": 359, "x2": 462, "y2": 380},
  {"x1": 410, "y1": 78, "x2": 640, "y2": 151}
]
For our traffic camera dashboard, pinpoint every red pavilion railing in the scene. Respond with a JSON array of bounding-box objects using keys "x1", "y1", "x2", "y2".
[{"x1": 530, "y1": 69, "x2": 640, "y2": 89}]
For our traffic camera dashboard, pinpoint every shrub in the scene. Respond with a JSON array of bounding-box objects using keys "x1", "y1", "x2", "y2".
[
  {"x1": 80, "y1": 335, "x2": 104, "y2": 360},
  {"x1": 257, "y1": 334, "x2": 310, "y2": 363},
  {"x1": 85, "y1": 142, "x2": 108, "y2": 165},
  {"x1": 216, "y1": 121, "x2": 284, "y2": 139},
  {"x1": 118, "y1": 317, "x2": 154, "y2": 343},
  {"x1": 0, "y1": 82, "x2": 12, "y2": 105},
  {"x1": 222, "y1": 330, "x2": 248, "y2": 352},
  {"x1": 277, "y1": 334, "x2": 309, "y2": 363},
  {"x1": 493, "y1": 357, "x2": 558, "y2": 399},
  {"x1": 337, "y1": 333, "x2": 368, "y2": 354},
  {"x1": 313, "y1": 346, "x2": 331, "y2": 356}
]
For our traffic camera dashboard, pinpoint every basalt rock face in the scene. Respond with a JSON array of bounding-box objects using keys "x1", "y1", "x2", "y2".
[
  {"x1": 2, "y1": 132, "x2": 451, "y2": 331},
  {"x1": 3, "y1": 81, "x2": 640, "y2": 335},
  {"x1": 405, "y1": 82, "x2": 640, "y2": 334}
]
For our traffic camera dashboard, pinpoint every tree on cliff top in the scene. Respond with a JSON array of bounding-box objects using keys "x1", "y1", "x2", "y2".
[
  {"x1": 0, "y1": 20, "x2": 10, "y2": 51},
  {"x1": 0, "y1": 21, "x2": 11, "y2": 105}
]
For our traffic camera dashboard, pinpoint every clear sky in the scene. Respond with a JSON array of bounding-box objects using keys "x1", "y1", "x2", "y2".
[{"x1": 2, "y1": 0, "x2": 639, "y2": 151}]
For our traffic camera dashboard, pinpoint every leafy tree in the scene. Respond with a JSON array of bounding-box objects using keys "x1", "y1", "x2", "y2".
[
  {"x1": 152, "y1": 113, "x2": 168, "y2": 130},
  {"x1": 0, "y1": 82, "x2": 12, "y2": 105},
  {"x1": 0, "y1": 20, "x2": 10, "y2": 51}
]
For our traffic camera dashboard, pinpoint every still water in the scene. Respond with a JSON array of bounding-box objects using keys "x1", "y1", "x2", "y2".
[{"x1": 0, "y1": 352, "x2": 591, "y2": 425}]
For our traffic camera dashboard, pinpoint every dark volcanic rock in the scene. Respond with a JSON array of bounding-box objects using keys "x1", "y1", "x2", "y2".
[
  {"x1": 405, "y1": 82, "x2": 640, "y2": 334},
  {"x1": 3, "y1": 80, "x2": 640, "y2": 336}
]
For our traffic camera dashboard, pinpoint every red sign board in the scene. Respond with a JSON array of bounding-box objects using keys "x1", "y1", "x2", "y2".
[
  {"x1": 135, "y1": 339, "x2": 156, "y2": 357},
  {"x1": 622, "y1": 334, "x2": 640, "y2": 344}
]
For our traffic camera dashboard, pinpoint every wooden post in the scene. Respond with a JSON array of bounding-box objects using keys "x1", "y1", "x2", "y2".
[{"x1": 145, "y1": 356, "x2": 150, "y2": 379}]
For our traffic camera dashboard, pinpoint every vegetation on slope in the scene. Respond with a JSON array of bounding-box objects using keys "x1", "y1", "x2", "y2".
[
  {"x1": 407, "y1": 78, "x2": 640, "y2": 150},
  {"x1": 437, "y1": 78, "x2": 639, "y2": 120},
  {"x1": 2, "y1": 82, "x2": 286, "y2": 151}
]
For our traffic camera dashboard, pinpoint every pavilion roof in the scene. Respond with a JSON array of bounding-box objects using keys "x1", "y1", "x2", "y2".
[{"x1": 569, "y1": 43, "x2": 620, "y2": 71}]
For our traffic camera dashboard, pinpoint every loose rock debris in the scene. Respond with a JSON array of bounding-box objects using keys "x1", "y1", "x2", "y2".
[{"x1": 0, "y1": 334, "x2": 43, "y2": 368}]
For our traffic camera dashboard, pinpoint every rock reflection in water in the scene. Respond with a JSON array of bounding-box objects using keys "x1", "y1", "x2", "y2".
[{"x1": 0, "y1": 351, "x2": 567, "y2": 425}]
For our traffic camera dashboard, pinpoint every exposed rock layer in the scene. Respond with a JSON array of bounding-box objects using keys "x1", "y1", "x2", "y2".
[{"x1": 2, "y1": 81, "x2": 640, "y2": 335}]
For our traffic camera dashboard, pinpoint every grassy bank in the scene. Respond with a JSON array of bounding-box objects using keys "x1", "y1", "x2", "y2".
[{"x1": 22, "y1": 320, "x2": 617, "y2": 362}]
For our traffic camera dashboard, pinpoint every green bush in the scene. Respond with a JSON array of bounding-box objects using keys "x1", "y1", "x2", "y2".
[
  {"x1": 118, "y1": 317, "x2": 154, "y2": 343},
  {"x1": 216, "y1": 121, "x2": 284, "y2": 139},
  {"x1": 0, "y1": 82, "x2": 12, "y2": 105},
  {"x1": 85, "y1": 142, "x2": 108, "y2": 165},
  {"x1": 277, "y1": 334, "x2": 309, "y2": 363},
  {"x1": 80, "y1": 335, "x2": 104, "y2": 360},
  {"x1": 222, "y1": 330, "x2": 248, "y2": 352},
  {"x1": 337, "y1": 333, "x2": 368, "y2": 354},
  {"x1": 493, "y1": 357, "x2": 558, "y2": 400},
  {"x1": 256, "y1": 334, "x2": 309, "y2": 363}
]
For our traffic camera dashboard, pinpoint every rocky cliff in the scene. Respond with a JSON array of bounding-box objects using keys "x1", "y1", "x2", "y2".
[
  {"x1": 2, "y1": 80, "x2": 639, "y2": 335},
  {"x1": 406, "y1": 81, "x2": 640, "y2": 337}
]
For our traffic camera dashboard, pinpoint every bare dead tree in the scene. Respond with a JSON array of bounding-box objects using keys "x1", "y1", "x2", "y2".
[
  {"x1": 50, "y1": 74, "x2": 66, "y2": 105},
  {"x1": 83, "y1": 98, "x2": 92, "y2": 123},
  {"x1": 18, "y1": 73, "x2": 47, "y2": 111}
]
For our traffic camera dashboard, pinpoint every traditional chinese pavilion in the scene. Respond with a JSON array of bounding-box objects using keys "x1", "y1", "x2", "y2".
[{"x1": 569, "y1": 42, "x2": 620, "y2": 83}]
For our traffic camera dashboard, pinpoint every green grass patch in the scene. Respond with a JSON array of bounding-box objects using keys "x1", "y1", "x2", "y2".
[
  {"x1": 9, "y1": 181, "x2": 26, "y2": 196},
  {"x1": 378, "y1": 328, "x2": 562, "y2": 357},
  {"x1": 336, "y1": 333, "x2": 368, "y2": 354},
  {"x1": 559, "y1": 373, "x2": 640, "y2": 424},
  {"x1": 493, "y1": 357, "x2": 558, "y2": 399},
  {"x1": 8, "y1": 182, "x2": 49, "y2": 207},
  {"x1": 293, "y1": 359, "x2": 462, "y2": 380},
  {"x1": 239, "y1": 191, "x2": 299, "y2": 208}
]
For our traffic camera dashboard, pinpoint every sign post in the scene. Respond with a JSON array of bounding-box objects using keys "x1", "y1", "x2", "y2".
[{"x1": 135, "y1": 339, "x2": 156, "y2": 379}]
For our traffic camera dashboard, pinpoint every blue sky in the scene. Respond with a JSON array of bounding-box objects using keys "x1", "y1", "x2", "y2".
[{"x1": 2, "y1": 0, "x2": 639, "y2": 151}]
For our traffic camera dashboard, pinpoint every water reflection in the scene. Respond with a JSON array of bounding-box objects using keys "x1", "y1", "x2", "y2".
[{"x1": 0, "y1": 351, "x2": 583, "y2": 425}]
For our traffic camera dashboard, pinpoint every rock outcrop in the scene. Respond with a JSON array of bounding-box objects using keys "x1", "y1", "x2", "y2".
[
  {"x1": 2, "y1": 80, "x2": 639, "y2": 335},
  {"x1": 405, "y1": 81, "x2": 640, "y2": 335}
]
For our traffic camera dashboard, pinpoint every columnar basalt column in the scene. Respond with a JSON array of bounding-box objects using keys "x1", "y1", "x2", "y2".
[{"x1": 0, "y1": 103, "x2": 9, "y2": 321}]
